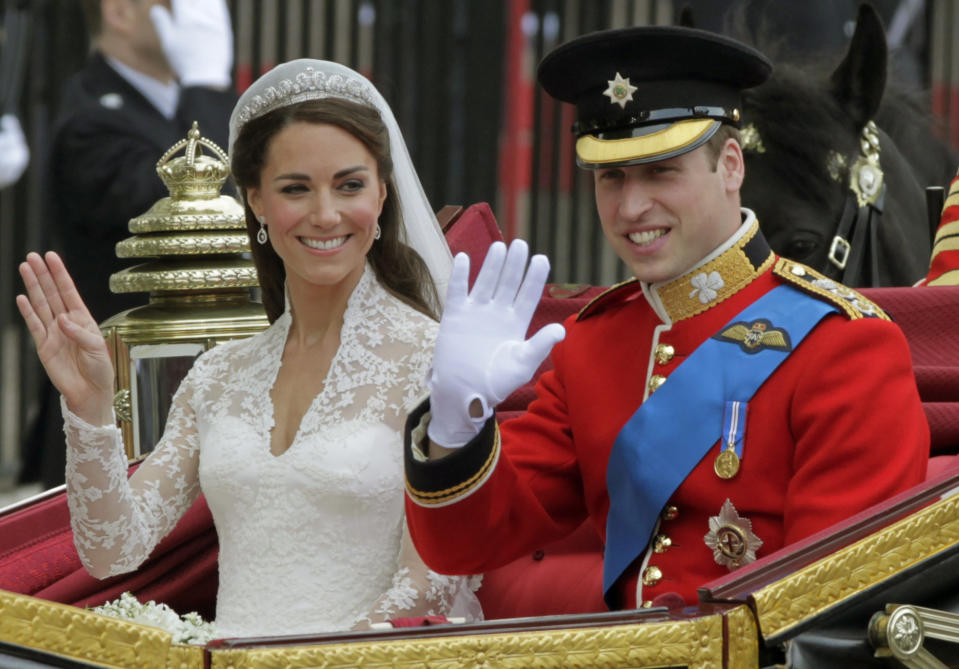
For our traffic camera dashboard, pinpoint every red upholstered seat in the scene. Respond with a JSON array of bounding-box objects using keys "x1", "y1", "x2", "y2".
[{"x1": 2, "y1": 202, "x2": 956, "y2": 623}]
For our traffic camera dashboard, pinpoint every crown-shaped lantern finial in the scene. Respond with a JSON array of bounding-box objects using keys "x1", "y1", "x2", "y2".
[
  {"x1": 157, "y1": 122, "x2": 231, "y2": 199},
  {"x1": 110, "y1": 123, "x2": 258, "y2": 294}
]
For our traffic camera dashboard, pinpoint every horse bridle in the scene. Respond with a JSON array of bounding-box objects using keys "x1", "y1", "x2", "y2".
[
  {"x1": 742, "y1": 120, "x2": 887, "y2": 285},
  {"x1": 824, "y1": 120, "x2": 886, "y2": 285}
]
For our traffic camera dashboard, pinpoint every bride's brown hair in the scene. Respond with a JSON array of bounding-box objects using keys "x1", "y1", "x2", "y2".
[{"x1": 231, "y1": 97, "x2": 439, "y2": 324}]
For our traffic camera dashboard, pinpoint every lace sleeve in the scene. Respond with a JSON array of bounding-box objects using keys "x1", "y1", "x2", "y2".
[
  {"x1": 353, "y1": 522, "x2": 483, "y2": 629},
  {"x1": 63, "y1": 372, "x2": 202, "y2": 579}
]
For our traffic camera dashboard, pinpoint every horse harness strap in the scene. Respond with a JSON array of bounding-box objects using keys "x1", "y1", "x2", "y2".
[
  {"x1": 829, "y1": 179, "x2": 886, "y2": 285},
  {"x1": 826, "y1": 120, "x2": 886, "y2": 286}
]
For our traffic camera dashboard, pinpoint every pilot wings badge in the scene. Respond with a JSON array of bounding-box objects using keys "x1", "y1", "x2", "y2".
[{"x1": 713, "y1": 318, "x2": 792, "y2": 354}]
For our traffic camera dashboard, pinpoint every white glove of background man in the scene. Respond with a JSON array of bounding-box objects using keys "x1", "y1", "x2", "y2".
[
  {"x1": 0, "y1": 114, "x2": 28, "y2": 188},
  {"x1": 151, "y1": 0, "x2": 233, "y2": 89},
  {"x1": 428, "y1": 240, "x2": 566, "y2": 448}
]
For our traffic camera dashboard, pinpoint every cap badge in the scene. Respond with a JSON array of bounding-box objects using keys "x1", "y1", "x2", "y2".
[
  {"x1": 704, "y1": 498, "x2": 763, "y2": 570},
  {"x1": 603, "y1": 72, "x2": 638, "y2": 109}
]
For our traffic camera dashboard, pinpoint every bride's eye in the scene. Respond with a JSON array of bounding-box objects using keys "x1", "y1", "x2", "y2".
[{"x1": 340, "y1": 178, "x2": 366, "y2": 193}]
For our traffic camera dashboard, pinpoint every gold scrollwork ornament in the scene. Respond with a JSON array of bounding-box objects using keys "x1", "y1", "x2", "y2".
[{"x1": 113, "y1": 389, "x2": 132, "y2": 423}]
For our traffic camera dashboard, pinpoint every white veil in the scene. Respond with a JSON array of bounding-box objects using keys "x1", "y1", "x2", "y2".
[{"x1": 228, "y1": 59, "x2": 453, "y2": 308}]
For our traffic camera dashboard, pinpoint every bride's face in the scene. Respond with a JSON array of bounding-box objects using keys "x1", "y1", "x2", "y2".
[{"x1": 247, "y1": 121, "x2": 387, "y2": 293}]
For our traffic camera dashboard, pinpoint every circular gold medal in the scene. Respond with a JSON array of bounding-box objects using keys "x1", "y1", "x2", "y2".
[{"x1": 714, "y1": 449, "x2": 740, "y2": 479}]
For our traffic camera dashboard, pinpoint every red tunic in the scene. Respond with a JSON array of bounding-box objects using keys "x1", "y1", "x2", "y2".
[{"x1": 405, "y1": 224, "x2": 929, "y2": 608}]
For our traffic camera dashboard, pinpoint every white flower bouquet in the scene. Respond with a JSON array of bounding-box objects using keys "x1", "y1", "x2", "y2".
[{"x1": 91, "y1": 591, "x2": 217, "y2": 645}]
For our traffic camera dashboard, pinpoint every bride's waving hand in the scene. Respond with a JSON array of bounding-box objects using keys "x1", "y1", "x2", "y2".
[{"x1": 16, "y1": 251, "x2": 114, "y2": 426}]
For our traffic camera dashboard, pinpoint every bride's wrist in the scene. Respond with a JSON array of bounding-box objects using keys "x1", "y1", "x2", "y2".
[{"x1": 65, "y1": 393, "x2": 115, "y2": 428}]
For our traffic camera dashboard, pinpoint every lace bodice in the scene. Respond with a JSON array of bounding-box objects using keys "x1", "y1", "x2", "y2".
[{"x1": 64, "y1": 266, "x2": 481, "y2": 637}]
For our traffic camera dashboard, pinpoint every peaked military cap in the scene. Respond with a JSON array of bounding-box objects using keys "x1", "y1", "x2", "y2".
[{"x1": 537, "y1": 25, "x2": 772, "y2": 168}]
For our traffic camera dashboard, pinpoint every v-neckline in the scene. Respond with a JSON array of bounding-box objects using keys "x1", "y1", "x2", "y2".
[{"x1": 263, "y1": 300, "x2": 357, "y2": 459}]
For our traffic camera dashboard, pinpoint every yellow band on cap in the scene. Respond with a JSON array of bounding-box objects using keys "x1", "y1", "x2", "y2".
[{"x1": 576, "y1": 118, "x2": 718, "y2": 166}]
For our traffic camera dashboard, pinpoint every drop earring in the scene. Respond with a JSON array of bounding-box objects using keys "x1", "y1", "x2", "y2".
[
  {"x1": 374, "y1": 223, "x2": 382, "y2": 240},
  {"x1": 256, "y1": 215, "x2": 268, "y2": 245}
]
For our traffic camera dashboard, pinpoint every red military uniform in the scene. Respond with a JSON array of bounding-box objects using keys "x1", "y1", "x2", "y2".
[{"x1": 405, "y1": 219, "x2": 929, "y2": 608}]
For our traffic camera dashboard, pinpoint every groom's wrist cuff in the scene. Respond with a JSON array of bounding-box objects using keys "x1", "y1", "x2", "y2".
[{"x1": 404, "y1": 398, "x2": 500, "y2": 507}]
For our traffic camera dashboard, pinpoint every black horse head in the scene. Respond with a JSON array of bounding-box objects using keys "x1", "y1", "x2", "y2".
[{"x1": 737, "y1": 3, "x2": 955, "y2": 286}]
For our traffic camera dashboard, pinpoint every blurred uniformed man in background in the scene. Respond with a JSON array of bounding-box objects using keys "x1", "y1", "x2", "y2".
[{"x1": 50, "y1": 0, "x2": 235, "y2": 323}]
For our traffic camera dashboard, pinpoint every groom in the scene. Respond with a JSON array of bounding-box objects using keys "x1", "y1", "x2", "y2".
[{"x1": 402, "y1": 25, "x2": 929, "y2": 609}]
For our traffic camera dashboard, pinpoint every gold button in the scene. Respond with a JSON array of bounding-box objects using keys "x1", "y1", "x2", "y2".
[
  {"x1": 654, "y1": 343, "x2": 675, "y2": 365},
  {"x1": 648, "y1": 374, "x2": 666, "y2": 393},
  {"x1": 640, "y1": 600, "x2": 654, "y2": 609},
  {"x1": 642, "y1": 565, "x2": 663, "y2": 586},
  {"x1": 653, "y1": 534, "x2": 672, "y2": 553},
  {"x1": 662, "y1": 505, "x2": 679, "y2": 521}
]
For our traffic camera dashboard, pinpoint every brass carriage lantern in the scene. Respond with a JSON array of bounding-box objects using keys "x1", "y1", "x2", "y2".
[{"x1": 100, "y1": 123, "x2": 268, "y2": 459}]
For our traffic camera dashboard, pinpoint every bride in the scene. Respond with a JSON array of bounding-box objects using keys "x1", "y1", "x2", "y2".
[{"x1": 16, "y1": 58, "x2": 481, "y2": 638}]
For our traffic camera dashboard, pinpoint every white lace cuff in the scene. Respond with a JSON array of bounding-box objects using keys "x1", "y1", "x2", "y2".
[{"x1": 61, "y1": 395, "x2": 124, "y2": 465}]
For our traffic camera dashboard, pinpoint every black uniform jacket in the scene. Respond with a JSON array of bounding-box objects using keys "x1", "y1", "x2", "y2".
[{"x1": 49, "y1": 52, "x2": 236, "y2": 322}]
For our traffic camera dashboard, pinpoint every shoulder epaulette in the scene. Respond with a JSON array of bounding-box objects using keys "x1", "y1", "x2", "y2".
[
  {"x1": 773, "y1": 258, "x2": 889, "y2": 320},
  {"x1": 577, "y1": 279, "x2": 640, "y2": 321}
]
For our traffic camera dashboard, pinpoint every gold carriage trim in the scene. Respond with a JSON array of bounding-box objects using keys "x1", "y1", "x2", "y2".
[
  {"x1": 772, "y1": 258, "x2": 889, "y2": 320},
  {"x1": 653, "y1": 221, "x2": 774, "y2": 323},
  {"x1": 405, "y1": 423, "x2": 501, "y2": 507},
  {"x1": 0, "y1": 589, "x2": 204, "y2": 668},
  {"x1": 575, "y1": 118, "x2": 717, "y2": 166},
  {"x1": 750, "y1": 489, "x2": 959, "y2": 641},
  {"x1": 208, "y1": 610, "x2": 736, "y2": 669},
  {"x1": 726, "y1": 604, "x2": 760, "y2": 667}
]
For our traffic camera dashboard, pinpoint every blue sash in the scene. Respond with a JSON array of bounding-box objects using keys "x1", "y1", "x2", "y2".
[{"x1": 603, "y1": 285, "x2": 837, "y2": 605}]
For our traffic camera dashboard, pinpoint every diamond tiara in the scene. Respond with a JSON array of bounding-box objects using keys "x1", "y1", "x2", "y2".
[{"x1": 231, "y1": 66, "x2": 378, "y2": 143}]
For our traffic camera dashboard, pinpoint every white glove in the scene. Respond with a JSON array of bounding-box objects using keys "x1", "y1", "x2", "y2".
[
  {"x1": 150, "y1": 0, "x2": 233, "y2": 88},
  {"x1": 427, "y1": 240, "x2": 566, "y2": 447},
  {"x1": 0, "y1": 114, "x2": 28, "y2": 188}
]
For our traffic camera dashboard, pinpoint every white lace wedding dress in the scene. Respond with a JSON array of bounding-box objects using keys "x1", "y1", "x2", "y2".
[{"x1": 63, "y1": 266, "x2": 481, "y2": 638}]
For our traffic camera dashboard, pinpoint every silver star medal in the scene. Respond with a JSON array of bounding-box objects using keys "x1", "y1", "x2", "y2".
[
  {"x1": 704, "y1": 498, "x2": 763, "y2": 570},
  {"x1": 603, "y1": 72, "x2": 637, "y2": 109}
]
